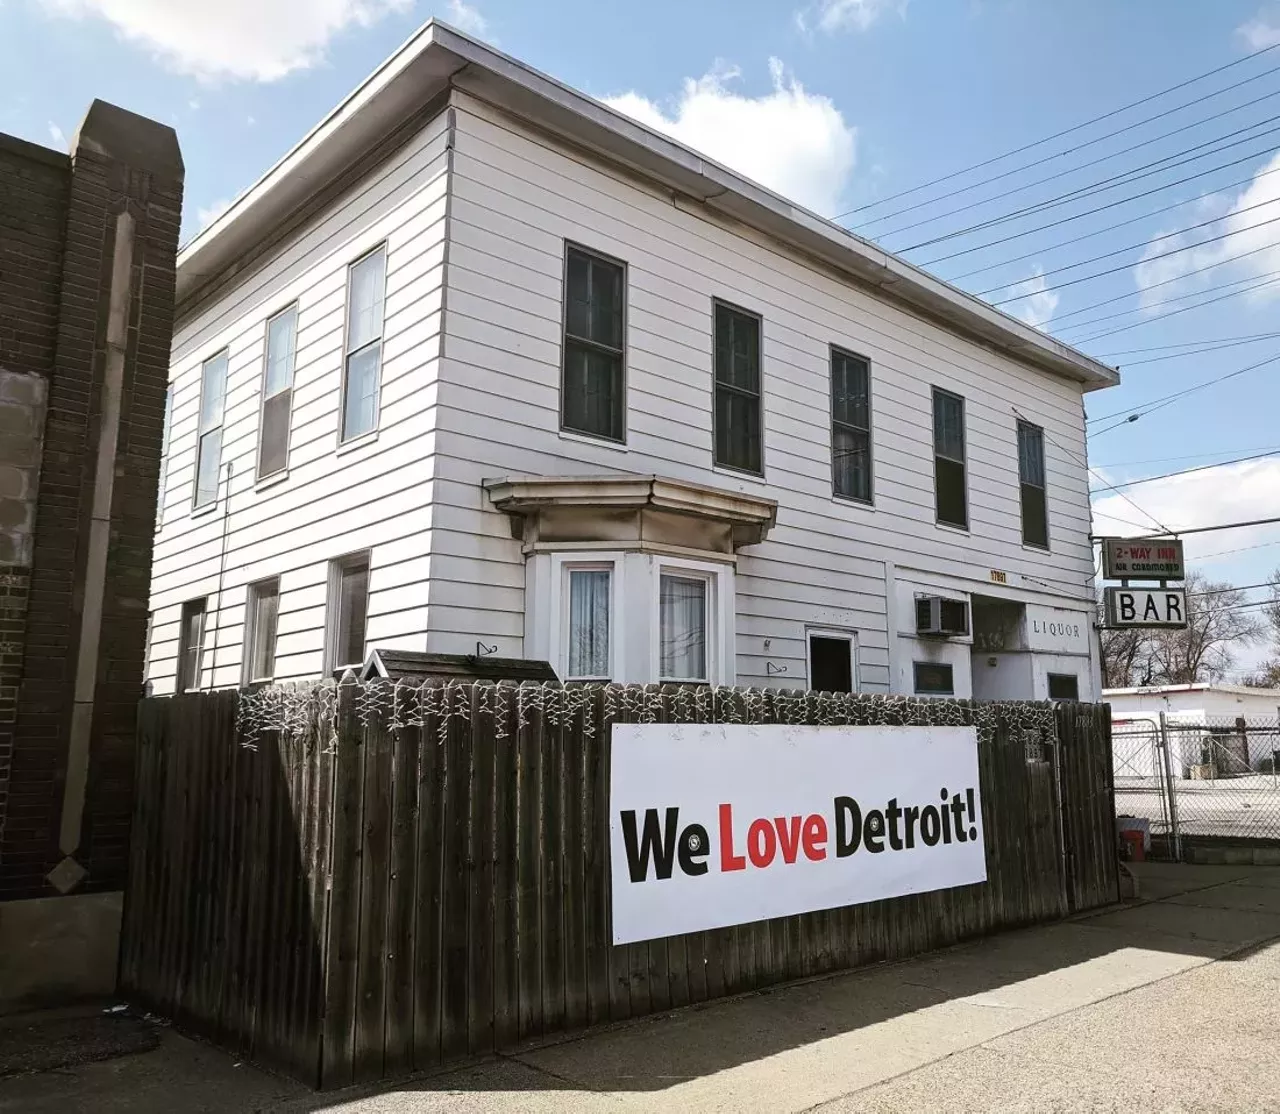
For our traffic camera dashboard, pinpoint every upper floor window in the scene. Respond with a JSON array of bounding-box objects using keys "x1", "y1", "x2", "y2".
[
  {"x1": 245, "y1": 577, "x2": 280, "y2": 684},
  {"x1": 194, "y1": 351, "x2": 227, "y2": 509},
  {"x1": 259, "y1": 305, "x2": 297, "y2": 478},
  {"x1": 177, "y1": 598, "x2": 207, "y2": 693},
  {"x1": 932, "y1": 388, "x2": 968, "y2": 530},
  {"x1": 327, "y1": 551, "x2": 370, "y2": 672},
  {"x1": 713, "y1": 301, "x2": 763, "y2": 475},
  {"x1": 1017, "y1": 420, "x2": 1049, "y2": 549},
  {"x1": 562, "y1": 245, "x2": 625, "y2": 442},
  {"x1": 343, "y1": 247, "x2": 386, "y2": 442},
  {"x1": 831, "y1": 348, "x2": 872, "y2": 503}
]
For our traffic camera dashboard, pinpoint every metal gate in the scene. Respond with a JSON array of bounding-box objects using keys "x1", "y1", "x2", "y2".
[{"x1": 1112, "y1": 714, "x2": 1280, "y2": 859}]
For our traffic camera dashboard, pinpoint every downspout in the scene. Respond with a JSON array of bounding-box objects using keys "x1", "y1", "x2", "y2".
[{"x1": 55, "y1": 210, "x2": 135, "y2": 875}]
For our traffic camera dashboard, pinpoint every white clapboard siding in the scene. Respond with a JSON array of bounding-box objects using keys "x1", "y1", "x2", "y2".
[
  {"x1": 424, "y1": 94, "x2": 1097, "y2": 690},
  {"x1": 147, "y1": 110, "x2": 451, "y2": 693}
]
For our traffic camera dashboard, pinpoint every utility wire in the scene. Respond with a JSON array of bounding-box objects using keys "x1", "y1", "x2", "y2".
[
  {"x1": 1087, "y1": 449, "x2": 1280, "y2": 491},
  {"x1": 878, "y1": 117, "x2": 1280, "y2": 245},
  {"x1": 874, "y1": 110, "x2": 1280, "y2": 247},
  {"x1": 1138, "y1": 514, "x2": 1280, "y2": 539},
  {"x1": 897, "y1": 134, "x2": 1280, "y2": 255},
  {"x1": 923, "y1": 160, "x2": 1280, "y2": 269},
  {"x1": 1069, "y1": 271, "x2": 1280, "y2": 344},
  {"x1": 1098, "y1": 330, "x2": 1280, "y2": 357},
  {"x1": 1010, "y1": 404, "x2": 1174, "y2": 534},
  {"x1": 838, "y1": 41, "x2": 1280, "y2": 219},
  {"x1": 981, "y1": 201, "x2": 1280, "y2": 300},
  {"x1": 1107, "y1": 334, "x2": 1280, "y2": 368},
  {"x1": 1087, "y1": 350, "x2": 1280, "y2": 435},
  {"x1": 1094, "y1": 444, "x2": 1280, "y2": 466},
  {"x1": 1033, "y1": 235, "x2": 1280, "y2": 327}
]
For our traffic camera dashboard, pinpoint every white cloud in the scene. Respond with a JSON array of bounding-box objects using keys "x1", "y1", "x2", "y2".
[
  {"x1": 1133, "y1": 151, "x2": 1280, "y2": 310},
  {"x1": 604, "y1": 59, "x2": 857, "y2": 217},
  {"x1": 1092, "y1": 457, "x2": 1280, "y2": 565},
  {"x1": 445, "y1": 0, "x2": 487, "y2": 37},
  {"x1": 47, "y1": 122, "x2": 67, "y2": 149},
  {"x1": 1238, "y1": 9, "x2": 1280, "y2": 49},
  {"x1": 42, "y1": 0, "x2": 411, "y2": 82},
  {"x1": 1000, "y1": 266, "x2": 1059, "y2": 327},
  {"x1": 197, "y1": 198, "x2": 232, "y2": 230},
  {"x1": 796, "y1": 0, "x2": 907, "y2": 35}
]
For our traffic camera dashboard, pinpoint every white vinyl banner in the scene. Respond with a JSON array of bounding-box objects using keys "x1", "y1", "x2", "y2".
[{"x1": 609, "y1": 723, "x2": 987, "y2": 945}]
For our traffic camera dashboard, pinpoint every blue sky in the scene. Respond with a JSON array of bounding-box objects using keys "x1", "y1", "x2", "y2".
[{"x1": 4, "y1": 0, "x2": 1280, "y2": 670}]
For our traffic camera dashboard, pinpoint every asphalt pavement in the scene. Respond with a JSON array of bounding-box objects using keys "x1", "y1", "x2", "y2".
[{"x1": 4, "y1": 861, "x2": 1280, "y2": 1113}]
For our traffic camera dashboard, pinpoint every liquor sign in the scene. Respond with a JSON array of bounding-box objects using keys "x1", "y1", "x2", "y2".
[
  {"x1": 1101, "y1": 538, "x2": 1185, "y2": 581},
  {"x1": 609, "y1": 723, "x2": 987, "y2": 945},
  {"x1": 1103, "y1": 587, "x2": 1188, "y2": 629}
]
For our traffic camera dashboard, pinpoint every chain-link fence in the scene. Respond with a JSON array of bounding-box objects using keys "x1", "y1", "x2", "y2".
[{"x1": 1113, "y1": 714, "x2": 1280, "y2": 859}]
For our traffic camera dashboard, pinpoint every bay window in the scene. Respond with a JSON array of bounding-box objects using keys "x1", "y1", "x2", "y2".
[
  {"x1": 659, "y1": 572, "x2": 709, "y2": 682},
  {"x1": 565, "y1": 566, "x2": 612, "y2": 681}
]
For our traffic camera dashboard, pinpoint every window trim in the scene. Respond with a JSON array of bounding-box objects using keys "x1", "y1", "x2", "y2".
[
  {"x1": 243, "y1": 577, "x2": 281, "y2": 685},
  {"x1": 711, "y1": 298, "x2": 765, "y2": 478},
  {"x1": 806, "y1": 627, "x2": 860, "y2": 694},
  {"x1": 159, "y1": 383, "x2": 174, "y2": 526},
  {"x1": 338, "y1": 244, "x2": 388, "y2": 446},
  {"x1": 931, "y1": 386, "x2": 969, "y2": 531},
  {"x1": 258, "y1": 302, "x2": 299, "y2": 481},
  {"x1": 558, "y1": 558, "x2": 623, "y2": 682},
  {"x1": 325, "y1": 550, "x2": 372, "y2": 674},
  {"x1": 177, "y1": 597, "x2": 207, "y2": 694},
  {"x1": 1016, "y1": 418, "x2": 1051, "y2": 551},
  {"x1": 559, "y1": 241, "x2": 628, "y2": 445},
  {"x1": 192, "y1": 349, "x2": 229, "y2": 511},
  {"x1": 1047, "y1": 672, "x2": 1080, "y2": 702},
  {"x1": 829, "y1": 345, "x2": 874, "y2": 506},
  {"x1": 913, "y1": 660, "x2": 955, "y2": 696}
]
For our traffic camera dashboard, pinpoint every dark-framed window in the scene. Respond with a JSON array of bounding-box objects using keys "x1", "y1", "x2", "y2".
[
  {"x1": 342, "y1": 246, "x2": 385, "y2": 442},
  {"x1": 713, "y1": 301, "x2": 763, "y2": 475},
  {"x1": 1048, "y1": 673, "x2": 1079, "y2": 701},
  {"x1": 913, "y1": 661, "x2": 955, "y2": 696},
  {"x1": 259, "y1": 304, "x2": 298, "y2": 478},
  {"x1": 1017, "y1": 420, "x2": 1049, "y2": 549},
  {"x1": 561, "y1": 244, "x2": 625, "y2": 442},
  {"x1": 932, "y1": 388, "x2": 968, "y2": 529},
  {"x1": 193, "y1": 351, "x2": 227, "y2": 509},
  {"x1": 177, "y1": 598, "x2": 207, "y2": 694},
  {"x1": 831, "y1": 347, "x2": 872, "y2": 503}
]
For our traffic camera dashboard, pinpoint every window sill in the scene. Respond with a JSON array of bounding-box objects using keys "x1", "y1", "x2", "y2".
[
  {"x1": 190, "y1": 501, "x2": 220, "y2": 521},
  {"x1": 832, "y1": 493, "x2": 875, "y2": 510},
  {"x1": 336, "y1": 429, "x2": 379, "y2": 457},
  {"x1": 255, "y1": 469, "x2": 290, "y2": 493},
  {"x1": 1022, "y1": 542, "x2": 1052, "y2": 555},
  {"x1": 935, "y1": 520, "x2": 970, "y2": 536},
  {"x1": 711, "y1": 464, "x2": 767, "y2": 485},
  {"x1": 558, "y1": 428, "x2": 629, "y2": 452}
]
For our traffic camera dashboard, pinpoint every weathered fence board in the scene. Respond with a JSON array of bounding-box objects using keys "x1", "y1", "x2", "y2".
[{"x1": 119, "y1": 683, "x2": 1118, "y2": 1089}]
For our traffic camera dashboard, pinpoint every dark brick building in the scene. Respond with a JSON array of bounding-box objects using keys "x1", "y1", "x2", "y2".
[{"x1": 0, "y1": 103, "x2": 182, "y2": 1007}]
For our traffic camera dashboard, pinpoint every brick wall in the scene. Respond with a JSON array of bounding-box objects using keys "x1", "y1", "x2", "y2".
[{"x1": 0, "y1": 108, "x2": 182, "y2": 900}]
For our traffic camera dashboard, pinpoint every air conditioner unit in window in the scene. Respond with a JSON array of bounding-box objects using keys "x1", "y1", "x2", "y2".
[{"x1": 915, "y1": 596, "x2": 970, "y2": 638}]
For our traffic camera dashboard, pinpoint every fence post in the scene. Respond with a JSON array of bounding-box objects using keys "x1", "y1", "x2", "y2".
[{"x1": 1158, "y1": 712, "x2": 1182, "y2": 861}]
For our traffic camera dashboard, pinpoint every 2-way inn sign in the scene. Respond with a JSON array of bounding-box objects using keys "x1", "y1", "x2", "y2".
[
  {"x1": 1101, "y1": 538, "x2": 1185, "y2": 581},
  {"x1": 1103, "y1": 587, "x2": 1188, "y2": 629}
]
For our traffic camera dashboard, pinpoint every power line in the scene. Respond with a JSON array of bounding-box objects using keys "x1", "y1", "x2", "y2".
[
  {"x1": 853, "y1": 78, "x2": 1280, "y2": 231},
  {"x1": 897, "y1": 133, "x2": 1280, "y2": 256},
  {"x1": 1034, "y1": 239, "x2": 1280, "y2": 330},
  {"x1": 1069, "y1": 271, "x2": 1280, "y2": 344},
  {"x1": 1137, "y1": 514, "x2": 1280, "y2": 539},
  {"x1": 837, "y1": 41, "x2": 1280, "y2": 220},
  {"x1": 983, "y1": 203, "x2": 1280, "y2": 302},
  {"x1": 1190, "y1": 580, "x2": 1277, "y2": 597},
  {"x1": 1093, "y1": 444, "x2": 1280, "y2": 467},
  {"x1": 1087, "y1": 350, "x2": 1280, "y2": 435},
  {"x1": 1010, "y1": 404, "x2": 1174, "y2": 534},
  {"x1": 1088, "y1": 449, "x2": 1280, "y2": 491},
  {"x1": 1196, "y1": 538, "x2": 1280, "y2": 560},
  {"x1": 1108, "y1": 334, "x2": 1280, "y2": 368},
  {"x1": 877, "y1": 111, "x2": 1280, "y2": 246},
  {"x1": 1098, "y1": 331, "x2": 1280, "y2": 357},
  {"x1": 922, "y1": 159, "x2": 1280, "y2": 269}
]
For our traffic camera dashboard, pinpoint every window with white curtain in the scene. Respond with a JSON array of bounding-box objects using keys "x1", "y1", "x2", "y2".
[
  {"x1": 193, "y1": 351, "x2": 227, "y2": 509},
  {"x1": 659, "y1": 572, "x2": 709, "y2": 682},
  {"x1": 565, "y1": 566, "x2": 611, "y2": 680},
  {"x1": 342, "y1": 246, "x2": 386, "y2": 442}
]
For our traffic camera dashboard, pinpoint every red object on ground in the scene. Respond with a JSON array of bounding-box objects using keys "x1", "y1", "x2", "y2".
[{"x1": 1121, "y1": 829, "x2": 1145, "y2": 862}]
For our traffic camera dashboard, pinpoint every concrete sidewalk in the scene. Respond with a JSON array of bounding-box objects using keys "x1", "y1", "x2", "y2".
[{"x1": 4, "y1": 863, "x2": 1280, "y2": 1113}]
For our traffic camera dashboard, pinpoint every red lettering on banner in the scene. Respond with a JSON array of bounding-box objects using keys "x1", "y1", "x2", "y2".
[
  {"x1": 774, "y1": 816, "x2": 802, "y2": 863},
  {"x1": 748, "y1": 819, "x2": 777, "y2": 868},
  {"x1": 802, "y1": 814, "x2": 828, "y2": 861},
  {"x1": 718, "y1": 804, "x2": 745, "y2": 871}
]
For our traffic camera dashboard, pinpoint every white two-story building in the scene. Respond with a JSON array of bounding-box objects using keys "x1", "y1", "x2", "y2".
[{"x1": 145, "y1": 23, "x2": 1119, "y2": 701}]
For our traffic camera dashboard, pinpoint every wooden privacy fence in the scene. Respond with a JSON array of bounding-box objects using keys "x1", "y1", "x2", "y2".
[{"x1": 119, "y1": 682, "x2": 1118, "y2": 1088}]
